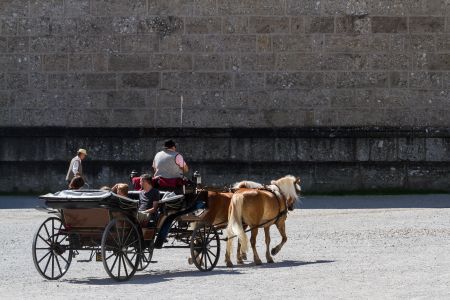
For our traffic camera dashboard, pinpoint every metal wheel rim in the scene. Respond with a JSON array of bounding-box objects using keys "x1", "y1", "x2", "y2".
[
  {"x1": 32, "y1": 217, "x2": 72, "y2": 280},
  {"x1": 137, "y1": 241, "x2": 154, "y2": 271},
  {"x1": 190, "y1": 224, "x2": 220, "y2": 272},
  {"x1": 101, "y1": 218, "x2": 141, "y2": 281}
]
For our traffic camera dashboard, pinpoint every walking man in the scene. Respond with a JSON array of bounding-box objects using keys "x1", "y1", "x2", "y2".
[{"x1": 66, "y1": 149, "x2": 87, "y2": 185}]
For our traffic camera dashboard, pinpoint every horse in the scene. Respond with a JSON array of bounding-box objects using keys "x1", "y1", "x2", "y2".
[
  {"x1": 188, "y1": 180, "x2": 263, "y2": 265},
  {"x1": 225, "y1": 175, "x2": 301, "y2": 267}
]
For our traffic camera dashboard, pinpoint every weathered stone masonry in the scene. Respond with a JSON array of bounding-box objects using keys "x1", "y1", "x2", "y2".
[{"x1": 0, "y1": 1, "x2": 449, "y2": 192}]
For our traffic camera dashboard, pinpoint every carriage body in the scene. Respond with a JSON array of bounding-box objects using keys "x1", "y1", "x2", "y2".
[{"x1": 32, "y1": 189, "x2": 220, "y2": 282}]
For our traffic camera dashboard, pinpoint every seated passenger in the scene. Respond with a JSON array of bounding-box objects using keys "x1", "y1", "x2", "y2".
[
  {"x1": 152, "y1": 139, "x2": 189, "y2": 190},
  {"x1": 130, "y1": 170, "x2": 141, "y2": 191},
  {"x1": 68, "y1": 176, "x2": 84, "y2": 190},
  {"x1": 137, "y1": 174, "x2": 160, "y2": 226},
  {"x1": 111, "y1": 183, "x2": 129, "y2": 197}
]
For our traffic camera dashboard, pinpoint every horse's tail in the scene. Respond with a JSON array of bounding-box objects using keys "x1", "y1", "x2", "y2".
[{"x1": 227, "y1": 192, "x2": 253, "y2": 254}]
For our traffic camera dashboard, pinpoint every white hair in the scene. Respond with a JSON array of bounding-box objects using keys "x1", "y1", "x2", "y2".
[
  {"x1": 232, "y1": 180, "x2": 263, "y2": 189},
  {"x1": 270, "y1": 175, "x2": 300, "y2": 203}
]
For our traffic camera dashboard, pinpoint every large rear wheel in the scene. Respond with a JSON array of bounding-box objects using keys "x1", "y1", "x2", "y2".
[
  {"x1": 32, "y1": 217, "x2": 72, "y2": 280},
  {"x1": 190, "y1": 224, "x2": 220, "y2": 272},
  {"x1": 101, "y1": 218, "x2": 141, "y2": 281}
]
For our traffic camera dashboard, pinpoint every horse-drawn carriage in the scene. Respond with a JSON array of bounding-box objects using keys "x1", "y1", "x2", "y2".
[{"x1": 32, "y1": 184, "x2": 221, "y2": 281}]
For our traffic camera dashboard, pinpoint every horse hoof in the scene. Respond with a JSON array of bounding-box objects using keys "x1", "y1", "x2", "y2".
[
  {"x1": 255, "y1": 259, "x2": 262, "y2": 265},
  {"x1": 267, "y1": 258, "x2": 274, "y2": 263},
  {"x1": 241, "y1": 253, "x2": 247, "y2": 260},
  {"x1": 188, "y1": 258, "x2": 193, "y2": 265},
  {"x1": 237, "y1": 259, "x2": 244, "y2": 265},
  {"x1": 226, "y1": 261, "x2": 234, "y2": 268},
  {"x1": 271, "y1": 248, "x2": 278, "y2": 256}
]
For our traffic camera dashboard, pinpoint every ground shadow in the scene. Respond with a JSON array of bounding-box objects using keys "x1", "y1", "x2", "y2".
[
  {"x1": 65, "y1": 268, "x2": 242, "y2": 286},
  {"x1": 216, "y1": 259, "x2": 335, "y2": 270},
  {"x1": 298, "y1": 194, "x2": 450, "y2": 209}
]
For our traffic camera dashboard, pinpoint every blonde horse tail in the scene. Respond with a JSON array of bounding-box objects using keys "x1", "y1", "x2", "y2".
[{"x1": 227, "y1": 193, "x2": 249, "y2": 254}]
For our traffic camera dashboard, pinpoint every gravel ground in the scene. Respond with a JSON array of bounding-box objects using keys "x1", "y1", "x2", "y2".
[{"x1": 0, "y1": 195, "x2": 449, "y2": 299}]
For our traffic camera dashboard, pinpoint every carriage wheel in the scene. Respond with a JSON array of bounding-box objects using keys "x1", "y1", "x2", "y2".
[
  {"x1": 137, "y1": 241, "x2": 154, "y2": 271},
  {"x1": 101, "y1": 218, "x2": 141, "y2": 281},
  {"x1": 190, "y1": 224, "x2": 220, "y2": 272},
  {"x1": 32, "y1": 217, "x2": 72, "y2": 280}
]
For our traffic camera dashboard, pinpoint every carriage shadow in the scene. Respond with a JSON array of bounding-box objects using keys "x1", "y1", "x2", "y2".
[
  {"x1": 64, "y1": 268, "x2": 243, "y2": 285},
  {"x1": 216, "y1": 259, "x2": 335, "y2": 269}
]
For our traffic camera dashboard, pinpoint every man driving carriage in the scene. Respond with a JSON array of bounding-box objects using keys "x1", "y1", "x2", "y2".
[{"x1": 152, "y1": 139, "x2": 189, "y2": 191}]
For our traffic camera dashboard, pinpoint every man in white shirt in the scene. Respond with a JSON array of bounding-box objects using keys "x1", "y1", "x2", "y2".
[
  {"x1": 66, "y1": 149, "x2": 87, "y2": 184},
  {"x1": 152, "y1": 140, "x2": 189, "y2": 189}
]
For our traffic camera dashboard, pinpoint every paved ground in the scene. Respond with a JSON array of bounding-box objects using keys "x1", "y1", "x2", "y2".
[{"x1": 0, "y1": 195, "x2": 449, "y2": 299}]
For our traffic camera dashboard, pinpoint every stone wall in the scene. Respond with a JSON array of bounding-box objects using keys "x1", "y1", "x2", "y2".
[{"x1": 0, "y1": 1, "x2": 449, "y2": 192}]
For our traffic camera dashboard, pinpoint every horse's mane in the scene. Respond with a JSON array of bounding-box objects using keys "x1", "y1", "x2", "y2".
[
  {"x1": 271, "y1": 175, "x2": 299, "y2": 202},
  {"x1": 232, "y1": 180, "x2": 263, "y2": 189}
]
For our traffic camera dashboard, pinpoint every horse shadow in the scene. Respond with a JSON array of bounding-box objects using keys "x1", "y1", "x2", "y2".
[{"x1": 216, "y1": 259, "x2": 335, "y2": 269}]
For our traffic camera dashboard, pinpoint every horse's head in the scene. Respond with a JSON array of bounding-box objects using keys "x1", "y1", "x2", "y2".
[{"x1": 272, "y1": 175, "x2": 302, "y2": 211}]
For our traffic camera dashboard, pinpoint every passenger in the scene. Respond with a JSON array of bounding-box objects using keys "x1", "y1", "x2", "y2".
[
  {"x1": 130, "y1": 170, "x2": 141, "y2": 190},
  {"x1": 152, "y1": 140, "x2": 188, "y2": 189},
  {"x1": 111, "y1": 183, "x2": 129, "y2": 197},
  {"x1": 66, "y1": 149, "x2": 87, "y2": 184},
  {"x1": 137, "y1": 174, "x2": 160, "y2": 225},
  {"x1": 99, "y1": 186, "x2": 111, "y2": 191},
  {"x1": 68, "y1": 176, "x2": 85, "y2": 190}
]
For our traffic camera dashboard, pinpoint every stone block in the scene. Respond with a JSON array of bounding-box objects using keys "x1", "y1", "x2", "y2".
[
  {"x1": 111, "y1": 109, "x2": 154, "y2": 127},
  {"x1": 426, "y1": 138, "x2": 450, "y2": 161},
  {"x1": 359, "y1": 164, "x2": 405, "y2": 190},
  {"x1": 307, "y1": 138, "x2": 355, "y2": 162},
  {"x1": 0, "y1": 37, "x2": 7, "y2": 52},
  {"x1": 86, "y1": 73, "x2": 117, "y2": 90},
  {"x1": 370, "y1": 53, "x2": 410, "y2": 70},
  {"x1": 313, "y1": 164, "x2": 362, "y2": 192},
  {"x1": 159, "y1": 34, "x2": 207, "y2": 53},
  {"x1": 120, "y1": 35, "x2": 159, "y2": 53},
  {"x1": 369, "y1": 0, "x2": 418, "y2": 16},
  {"x1": 185, "y1": 17, "x2": 221, "y2": 34},
  {"x1": 69, "y1": 54, "x2": 93, "y2": 72},
  {"x1": 322, "y1": 0, "x2": 369, "y2": 15},
  {"x1": 372, "y1": 17, "x2": 407, "y2": 33},
  {"x1": 256, "y1": 35, "x2": 272, "y2": 52},
  {"x1": 266, "y1": 72, "x2": 325, "y2": 90},
  {"x1": 226, "y1": 54, "x2": 275, "y2": 71},
  {"x1": 409, "y1": 72, "x2": 443, "y2": 89},
  {"x1": 414, "y1": 53, "x2": 450, "y2": 71},
  {"x1": 248, "y1": 17, "x2": 290, "y2": 34},
  {"x1": 0, "y1": 0, "x2": 29, "y2": 18},
  {"x1": 356, "y1": 138, "x2": 397, "y2": 161},
  {"x1": 137, "y1": 16, "x2": 183, "y2": 37},
  {"x1": 162, "y1": 72, "x2": 233, "y2": 90},
  {"x1": 409, "y1": 17, "x2": 445, "y2": 33},
  {"x1": 389, "y1": 71, "x2": 408, "y2": 88},
  {"x1": 272, "y1": 34, "x2": 323, "y2": 52},
  {"x1": 273, "y1": 138, "x2": 297, "y2": 162},
  {"x1": 336, "y1": 16, "x2": 371, "y2": 34},
  {"x1": 286, "y1": 0, "x2": 321, "y2": 15},
  {"x1": 205, "y1": 35, "x2": 256, "y2": 52},
  {"x1": 43, "y1": 54, "x2": 68, "y2": 72},
  {"x1": 407, "y1": 34, "x2": 436, "y2": 51},
  {"x1": 91, "y1": 0, "x2": 147, "y2": 16},
  {"x1": 149, "y1": 54, "x2": 192, "y2": 71},
  {"x1": 290, "y1": 17, "x2": 304, "y2": 33},
  {"x1": 222, "y1": 16, "x2": 248, "y2": 34},
  {"x1": 234, "y1": 72, "x2": 265, "y2": 90},
  {"x1": 119, "y1": 73, "x2": 160, "y2": 89},
  {"x1": 218, "y1": 0, "x2": 285, "y2": 15},
  {"x1": 77, "y1": 16, "x2": 114, "y2": 35},
  {"x1": 324, "y1": 35, "x2": 370, "y2": 52},
  {"x1": 305, "y1": 17, "x2": 334, "y2": 33},
  {"x1": 437, "y1": 34, "x2": 450, "y2": 51},
  {"x1": 5, "y1": 73, "x2": 27, "y2": 89},
  {"x1": 30, "y1": 37, "x2": 56, "y2": 53},
  {"x1": 30, "y1": 0, "x2": 64, "y2": 17},
  {"x1": 48, "y1": 73, "x2": 86, "y2": 89},
  {"x1": 106, "y1": 90, "x2": 146, "y2": 108},
  {"x1": 337, "y1": 72, "x2": 388, "y2": 88},
  {"x1": 398, "y1": 138, "x2": 426, "y2": 161},
  {"x1": 148, "y1": 0, "x2": 217, "y2": 16},
  {"x1": 406, "y1": 164, "x2": 450, "y2": 191},
  {"x1": 193, "y1": 54, "x2": 224, "y2": 71},
  {"x1": 64, "y1": 0, "x2": 90, "y2": 17},
  {"x1": 109, "y1": 54, "x2": 149, "y2": 71},
  {"x1": 7, "y1": 36, "x2": 28, "y2": 53}
]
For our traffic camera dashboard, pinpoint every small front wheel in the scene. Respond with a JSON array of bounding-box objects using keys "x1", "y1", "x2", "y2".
[
  {"x1": 101, "y1": 218, "x2": 141, "y2": 281},
  {"x1": 32, "y1": 217, "x2": 72, "y2": 280},
  {"x1": 190, "y1": 224, "x2": 220, "y2": 272}
]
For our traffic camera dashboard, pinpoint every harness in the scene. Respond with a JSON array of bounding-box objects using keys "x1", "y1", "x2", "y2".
[{"x1": 222, "y1": 184, "x2": 289, "y2": 242}]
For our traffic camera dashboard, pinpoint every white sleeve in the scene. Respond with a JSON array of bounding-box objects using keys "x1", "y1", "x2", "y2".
[{"x1": 72, "y1": 160, "x2": 80, "y2": 175}]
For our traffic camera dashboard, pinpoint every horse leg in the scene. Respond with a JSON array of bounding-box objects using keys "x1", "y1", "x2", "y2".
[
  {"x1": 241, "y1": 225, "x2": 248, "y2": 260},
  {"x1": 250, "y1": 228, "x2": 262, "y2": 265},
  {"x1": 237, "y1": 240, "x2": 244, "y2": 264},
  {"x1": 264, "y1": 226, "x2": 274, "y2": 263},
  {"x1": 225, "y1": 233, "x2": 234, "y2": 268},
  {"x1": 271, "y1": 220, "x2": 287, "y2": 256}
]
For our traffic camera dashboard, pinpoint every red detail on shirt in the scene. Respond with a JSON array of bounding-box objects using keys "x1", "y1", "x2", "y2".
[{"x1": 131, "y1": 177, "x2": 141, "y2": 191}]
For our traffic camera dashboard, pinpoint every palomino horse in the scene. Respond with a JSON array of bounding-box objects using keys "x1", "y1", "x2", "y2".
[
  {"x1": 188, "y1": 180, "x2": 263, "y2": 265},
  {"x1": 225, "y1": 175, "x2": 301, "y2": 267}
]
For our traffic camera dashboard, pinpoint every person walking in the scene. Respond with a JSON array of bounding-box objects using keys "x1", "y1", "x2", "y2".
[{"x1": 66, "y1": 149, "x2": 87, "y2": 185}]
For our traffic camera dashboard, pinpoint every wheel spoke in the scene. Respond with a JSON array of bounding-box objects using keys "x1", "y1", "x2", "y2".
[
  {"x1": 38, "y1": 234, "x2": 52, "y2": 247},
  {"x1": 43, "y1": 253, "x2": 52, "y2": 274},
  {"x1": 51, "y1": 219, "x2": 55, "y2": 243},
  {"x1": 35, "y1": 247, "x2": 51, "y2": 250},
  {"x1": 55, "y1": 251, "x2": 70, "y2": 266},
  {"x1": 123, "y1": 255, "x2": 131, "y2": 278},
  {"x1": 54, "y1": 253, "x2": 63, "y2": 277},
  {"x1": 108, "y1": 230, "x2": 119, "y2": 248},
  {"x1": 43, "y1": 223, "x2": 51, "y2": 240},
  {"x1": 124, "y1": 237, "x2": 139, "y2": 249},
  {"x1": 123, "y1": 227, "x2": 133, "y2": 247},
  {"x1": 207, "y1": 248, "x2": 217, "y2": 259},
  {"x1": 206, "y1": 251, "x2": 213, "y2": 268},
  {"x1": 204, "y1": 248, "x2": 208, "y2": 269},
  {"x1": 110, "y1": 254, "x2": 119, "y2": 272},
  {"x1": 51, "y1": 253, "x2": 55, "y2": 278},
  {"x1": 117, "y1": 255, "x2": 122, "y2": 278},
  {"x1": 55, "y1": 222, "x2": 63, "y2": 243},
  {"x1": 37, "y1": 251, "x2": 51, "y2": 264},
  {"x1": 105, "y1": 252, "x2": 116, "y2": 261},
  {"x1": 115, "y1": 223, "x2": 121, "y2": 245}
]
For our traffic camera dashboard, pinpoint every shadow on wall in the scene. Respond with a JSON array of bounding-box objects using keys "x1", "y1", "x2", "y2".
[{"x1": 298, "y1": 194, "x2": 450, "y2": 209}]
